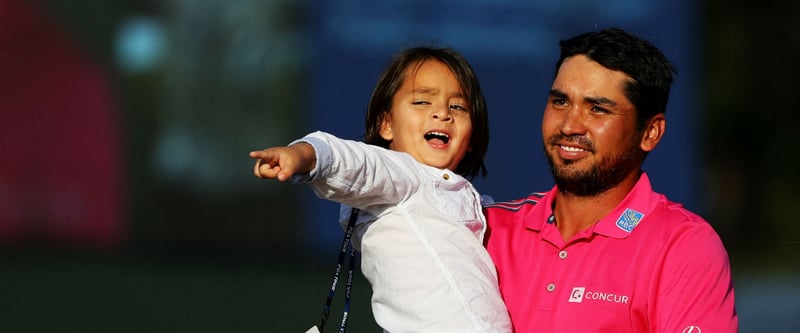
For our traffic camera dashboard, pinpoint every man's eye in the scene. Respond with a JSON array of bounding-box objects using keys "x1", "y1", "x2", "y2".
[
  {"x1": 591, "y1": 106, "x2": 609, "y2": 114},
  {"x1": 552, "y1": 98, "x2": 567, "y2": 107}
]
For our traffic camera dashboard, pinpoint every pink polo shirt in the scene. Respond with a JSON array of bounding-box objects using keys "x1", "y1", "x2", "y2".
[{"x1": 484, "y1": 173, "x2": 738, "y2": 333}]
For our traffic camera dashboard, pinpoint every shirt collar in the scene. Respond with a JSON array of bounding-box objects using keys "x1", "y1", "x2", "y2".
[
  {"x1": 522, "y1": 189, "x2": 556, "y2": 232},
  {"x1": 524, "y1": 172, "x2": 660, "y2": 239},
  {"x1": 594, "y1": 172, "x2": 660, "y2": 238}
]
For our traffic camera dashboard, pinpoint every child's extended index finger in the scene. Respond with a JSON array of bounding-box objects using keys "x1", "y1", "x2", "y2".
[
  {"x1": 249, "y1": 150, "x2": 266, "y2": 159},
  {"x1": 249, "y1": 149, "x2": 281, "y2": 161}
]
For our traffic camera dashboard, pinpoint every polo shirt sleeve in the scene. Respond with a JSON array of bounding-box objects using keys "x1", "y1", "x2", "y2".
[{"x1": 652, "y1": 221, "x2": 738, "y2": 333}]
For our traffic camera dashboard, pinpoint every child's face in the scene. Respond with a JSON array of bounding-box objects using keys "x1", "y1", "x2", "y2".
[{"x1": 379, "y1": 60, "x2": 473, "y2": 171}]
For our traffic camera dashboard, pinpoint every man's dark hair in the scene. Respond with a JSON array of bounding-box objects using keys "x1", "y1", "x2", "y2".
[{"x1": 556, "y1": 28, "x2": 677, "y2": 130}]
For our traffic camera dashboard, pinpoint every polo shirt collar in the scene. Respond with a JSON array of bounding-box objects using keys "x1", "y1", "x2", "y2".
[
  {"x1": 524, "y1": 172, "x2": 660, "y2": 239},
  {"x1": 522, "y1": 190, "x2": 556, "y2": 232},
  {"x1": 593, "y1": 172, "x2": 661, "y2": 238}
]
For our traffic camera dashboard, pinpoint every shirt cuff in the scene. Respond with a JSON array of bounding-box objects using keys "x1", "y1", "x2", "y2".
[{"x1": 288, "y1": 135, "x2": 330, "y2": 183}]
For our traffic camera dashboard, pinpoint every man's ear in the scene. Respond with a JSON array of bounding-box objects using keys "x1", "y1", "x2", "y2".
[
  {"x1": 379, "y1": 113, "x2": 393, "y2": 141},
  {"x1": 640, "y1": 113, "x2": 665, "y2": 152}
]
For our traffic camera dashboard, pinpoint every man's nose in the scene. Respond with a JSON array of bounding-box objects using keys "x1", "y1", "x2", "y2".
[{"x1": 559, "y1": 107, "x2": 587, "y2": 135}]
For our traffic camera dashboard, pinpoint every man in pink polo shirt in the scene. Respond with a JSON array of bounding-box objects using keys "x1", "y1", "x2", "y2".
[{"x1": 484, "y1": 28, "x2": 738, "y2": 332}]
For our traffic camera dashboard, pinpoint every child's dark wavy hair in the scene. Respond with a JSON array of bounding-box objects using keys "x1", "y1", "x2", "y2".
[{"x1": 364, "y1": 47, "x2": 489, "y2": 180}]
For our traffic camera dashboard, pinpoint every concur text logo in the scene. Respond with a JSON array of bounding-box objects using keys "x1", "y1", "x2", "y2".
[{"x1": 568, "y1": 286, "x2": 629, "y2": 304}]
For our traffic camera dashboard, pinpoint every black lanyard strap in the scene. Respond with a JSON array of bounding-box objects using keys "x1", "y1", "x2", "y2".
[{"x1": 317, "y1": 208, "x2": 359, "y2": 333}]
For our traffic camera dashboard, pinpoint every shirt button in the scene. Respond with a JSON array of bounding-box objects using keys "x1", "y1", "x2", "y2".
[
  {"x1": 546, "y1": 283, "x2": 556, "y2": 292},
  {"x1": 442, "y1": 173, "x2": 450, "y2": 180},
  {"x1": 558, "y1": 250, "x2": 568, "y2": 259}
]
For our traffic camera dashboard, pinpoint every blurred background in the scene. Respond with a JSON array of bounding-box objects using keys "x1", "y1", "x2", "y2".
[{"x1": 0, "y1": 0, "x2": 797, "y2": 331}]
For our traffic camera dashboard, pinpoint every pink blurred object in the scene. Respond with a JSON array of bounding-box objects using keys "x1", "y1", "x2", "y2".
[{"x1": 0, "y1": 0, "x2": 123, "y2": 249}]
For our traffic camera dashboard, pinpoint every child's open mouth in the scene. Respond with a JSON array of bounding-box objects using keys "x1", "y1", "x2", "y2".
[{"x1": 424, "y1": 131, "x2": 450, "y2": 144}]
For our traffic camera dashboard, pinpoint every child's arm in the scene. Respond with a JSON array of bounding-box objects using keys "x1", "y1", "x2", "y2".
[
  {"x1": 249, "y1": 143, "x2": 316, "y2": 181},
  {"x1": 251, "y1": 131, "x2": 422, "y2": 209}
]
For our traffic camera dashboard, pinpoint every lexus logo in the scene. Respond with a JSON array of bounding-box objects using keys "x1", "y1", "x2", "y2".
[{"x1": 682, "y1": 326, "x2": 701, "y2": 333}]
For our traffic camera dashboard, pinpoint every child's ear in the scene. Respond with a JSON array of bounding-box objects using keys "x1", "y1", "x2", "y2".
[{"x1": 379, "y1": 114, "x2": 393, "y2": 141}]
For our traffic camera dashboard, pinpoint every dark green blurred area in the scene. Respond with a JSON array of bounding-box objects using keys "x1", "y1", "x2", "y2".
[
  {"x1": 2, "y1": 0, "x2": 799, "y2": 332},
  {"x1": 0, "y1": 252, "x2": 378, "y2": 332}
]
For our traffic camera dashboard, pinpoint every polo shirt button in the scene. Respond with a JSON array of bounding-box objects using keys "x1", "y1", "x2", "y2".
[
  {"x1": 546, "y1": 283, "x2": 556, "y2": 292},
  {"x1": 558, "y1": 250, "x2": 568, "y2": 259},
  {"x1": 442, "y1": 173, "x2": 450, "y2": 180}
]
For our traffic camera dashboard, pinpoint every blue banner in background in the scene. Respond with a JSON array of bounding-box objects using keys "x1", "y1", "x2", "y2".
[{"x1": 299, "y1": 0, "x2": 698, "y2": 253}]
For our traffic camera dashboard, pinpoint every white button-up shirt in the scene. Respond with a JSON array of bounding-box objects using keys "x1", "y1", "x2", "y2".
[{"x1": 293, "y1": 131, "x2": 511, "y2": 333}]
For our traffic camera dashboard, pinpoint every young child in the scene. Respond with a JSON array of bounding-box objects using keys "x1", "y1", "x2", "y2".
[{"x1": 250, "y1": 47, "x2": 511, "y2": 332}]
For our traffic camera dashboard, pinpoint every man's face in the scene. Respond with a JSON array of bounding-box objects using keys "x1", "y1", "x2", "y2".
[{"x1": 541, "y1": 55, "x2": 645, "y2": 196}]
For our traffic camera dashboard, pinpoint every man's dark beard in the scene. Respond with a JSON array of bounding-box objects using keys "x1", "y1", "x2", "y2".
[{"x1": 544, "y1": 136, "x2": 641, "y2": 197}]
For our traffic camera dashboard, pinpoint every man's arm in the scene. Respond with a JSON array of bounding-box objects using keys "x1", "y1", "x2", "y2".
[{"x1": 652, "y1": 223, "x2": 738, "y2": 333}]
